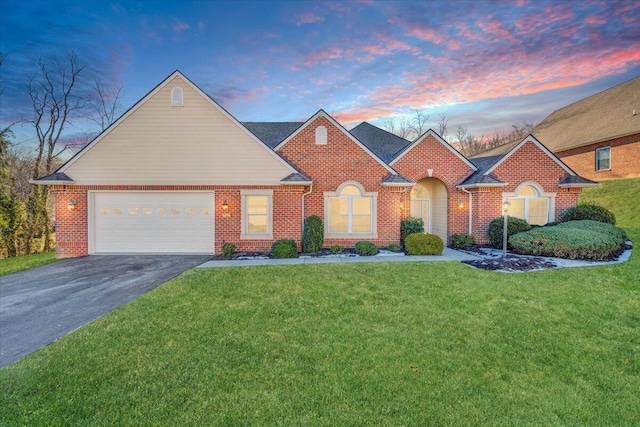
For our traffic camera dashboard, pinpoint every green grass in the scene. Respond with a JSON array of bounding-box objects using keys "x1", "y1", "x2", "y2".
[
  {"x1": 1, "y1": 179, "x2": 638, "y2": 425},
  {"x1": 579, "y1": 177, "x2": 640, "y2": 228},
  {"x1": 0, "y1": 252, "x2": 58, "y2": 277}
]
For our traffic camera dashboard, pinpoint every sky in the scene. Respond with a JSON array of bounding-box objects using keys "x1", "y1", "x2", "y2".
[{"x1": 1, "y1": 0, "x2": 639, "y2": 157}]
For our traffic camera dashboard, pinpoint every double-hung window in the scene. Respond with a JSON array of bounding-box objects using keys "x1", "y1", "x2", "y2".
[
  {"x1": 241, "y1": 190, "x2": 273, "y2": 239},
  {"x1": 505, "y1": 183, "x2": 555, "y2": 226},
  {"x1": 325, "y1": 182, "x2": 377, "y2": 238},
  {"x1": 595, "y1": 147, "x2": 611, "y2": 171}
]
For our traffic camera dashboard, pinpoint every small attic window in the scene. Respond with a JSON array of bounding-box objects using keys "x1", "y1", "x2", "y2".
[
  {"x1": 171, "y1": 87, "x2": 184, "y2": 107},
  {"x1": 315, "y1": 125, "x2": 327, "y2": 145}
]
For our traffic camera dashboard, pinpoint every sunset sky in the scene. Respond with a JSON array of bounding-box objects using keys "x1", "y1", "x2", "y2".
[{"x1": 1, "y1": 0, "x2": 639, "y2": 155}]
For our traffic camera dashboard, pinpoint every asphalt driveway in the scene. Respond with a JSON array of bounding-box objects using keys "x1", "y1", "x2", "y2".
[{"x1": 0, "y1": 255, "x2": 211, "y2": 368}]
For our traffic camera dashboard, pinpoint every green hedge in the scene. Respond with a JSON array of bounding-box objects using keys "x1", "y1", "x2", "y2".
[
  {"x1": 355, "y1": 241, "x2": 378, "y2": 256},
  {"x1": 450, "y1": 234, "x2": 474, "y2": 249},
  {"x1": 302, "y1": 215, "x2": 324, "y2": 253},
  {"x1": 509, "y1": 220, "x2": 626, "y2": 260},
  {"x1": 400, "y1": 217, "x2": 424, "y2": 246},
  {"x1": 487, "y1": 216, "x2": 531, "y2": 248},
  {"x1": 562, "y1": 203, "x2": 616, "y2": 225},
  {"x1": 271, "y1": 240, "x2": 298, "y2": 258},
  {"x1": 405, "y1": 233, "x2": 444, "y2": 255}
]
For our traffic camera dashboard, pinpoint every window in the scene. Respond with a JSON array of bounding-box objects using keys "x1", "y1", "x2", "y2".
[
  {"x1": 325, "y1": 182, "x2": 377, "y2": 237},
  {"x1": 315, "y1": 126, "x2": 327, "y2": 145},
  {"x1": 505, "y1": 183, "x2": 554, "y2": 226},
  {"x1": 171, "y1": 87, "x2": 184, "y2": 106},
  {"x1": 410, "y1": 185, "x2": 430, "y2": 233},
  {"x1": 241, "y1": 190, "x2": 273, "y2": 239},
  {"x1": 596, "y1": 147, "x2": 610, "y2": 171}
]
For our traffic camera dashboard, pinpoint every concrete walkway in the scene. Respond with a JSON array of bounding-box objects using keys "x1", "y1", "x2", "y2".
[{"x1": 197, "y1": 248, "x2": 482, "y2": 268}]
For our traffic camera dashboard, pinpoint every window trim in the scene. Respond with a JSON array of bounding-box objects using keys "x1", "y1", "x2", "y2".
[
  {"x1": 315, "y1": 126, "x2": 327, "y2": 145},
  {"x1": 324, "y1": 181, "x2": 377, "y2": 239},
  {"x1": 240, "y1": 189, "x2": 273, "y2": 240},
  {"x1": 503, "y1": 182, "x2": 556, "y2": 225},
  {"x1": 595, "y1": 146, "x2": 611, "y2": 171}
]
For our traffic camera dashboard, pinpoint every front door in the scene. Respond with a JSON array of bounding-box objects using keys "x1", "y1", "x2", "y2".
[{"x1": 410, "y1": 185, "x2": 430, "y2": 233}]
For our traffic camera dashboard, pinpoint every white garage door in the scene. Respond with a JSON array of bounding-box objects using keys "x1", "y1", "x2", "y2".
[{"x1": 92, "y1": 192, "x2": 214, "y2": 254}]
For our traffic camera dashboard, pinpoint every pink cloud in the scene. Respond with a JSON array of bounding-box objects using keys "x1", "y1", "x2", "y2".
[
  {"x1": 304, "y1": 46, "x2": 346, "y2": 66},
  {"x1": 173, "y1": 20, "x2": 190, "y2": 33},
  {"x1": 585, "y1": 15, "x2": 606, "y2": 25},
  {"x1": 296, "y1": 11, "x2": 324, "y2": 25}
]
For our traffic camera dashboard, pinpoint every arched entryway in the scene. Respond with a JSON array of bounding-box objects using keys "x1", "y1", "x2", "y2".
[{"x1": 410, "y1": 178, "x2": 448, "y2": 243}]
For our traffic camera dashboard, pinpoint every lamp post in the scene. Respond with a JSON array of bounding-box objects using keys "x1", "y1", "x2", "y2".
[{"x1": 502, "y1": 201, "x2": 511, "y2": 257}]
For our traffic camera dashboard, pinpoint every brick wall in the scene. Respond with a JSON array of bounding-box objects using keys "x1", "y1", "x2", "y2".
[{"x1": 556, "y1": 133, "x2": 640, "y2": 181}]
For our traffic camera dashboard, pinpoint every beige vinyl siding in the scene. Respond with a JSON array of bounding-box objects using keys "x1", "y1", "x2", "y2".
[{"x1": 65, "y1": 76, "x2": 291, "y2": 185}]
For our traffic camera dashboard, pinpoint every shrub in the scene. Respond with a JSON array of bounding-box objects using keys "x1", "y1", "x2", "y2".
[
  {"x1": 330, "y1": 245, "x2": 345, "y2": 254},
  {"x1": 221, "y1": 242, "x2": 236, "y2": 258},
  {"x1": 302, "y1": 215, "x2": 324, "y2": 253},
  {"x1": 450, "y1": 234, "x2": 474, "y2": 249},
  {"x1": 405, "y1": 233, "x2": 444, "y2": 255},
  {"x1": 271, "y1": 239, "x2": 298, "y2": 258},
  {"x1": 400, "y1": 217, "x2": 424, "y2": 246},
  {"x1": 487, "y1": 216, "x2": 531, "y2": 248},
  {"x1": 509, "y1": 220, "x2": 625, "y2": 260},
  {"x1": 562, "y1": 203, "x2": 616, "y2": 225},
  {"x1": 388, "y1": 243, "x2": 402, "y2": 252},
  {"x1": 355, "y1": 241, "x2": 378, "y2": 256}
]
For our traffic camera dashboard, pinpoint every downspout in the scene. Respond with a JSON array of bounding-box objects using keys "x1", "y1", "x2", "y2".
[
  {"x1": 461, "y1": 187, "x2": 472, "y2": 235},
  {"x1": 301, "y1": 184, "x2": 313, "y2": 238}
]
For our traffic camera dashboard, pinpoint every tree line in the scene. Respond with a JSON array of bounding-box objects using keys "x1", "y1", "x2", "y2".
[
  {"x1": 1, "y1": 51, "x2": 122, "y2": 257},
  {"x1": 383, "y1": 109, "x2": 535, "y2": 157}
]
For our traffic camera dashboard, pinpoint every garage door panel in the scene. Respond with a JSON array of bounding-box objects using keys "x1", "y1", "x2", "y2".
[{"x1": 93, "y1": 192, "x2": 214, "y2": 254}]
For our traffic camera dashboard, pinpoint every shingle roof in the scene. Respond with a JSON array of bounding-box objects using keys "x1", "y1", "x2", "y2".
[
  {"x1": 349, "y1": 122, "x2": 412, "y2": 163},
  {"x1": 243, "y1": 122, "x2": 304, "y2": 149},
  {"x1": 31, "y1": 172, "x2": 75, "y2": 183},
  {"x1": 381, "y1": 173, "x2": 414, "y2": 186},
  {"x1": 532, "y1": 76, "x2": 640, "y2": 152},
  {"x1": 558, "y1": 174, "x2": 599, "y2": 187},
  {"x1": 280, "y1": 172, "x2": 312, "y2": 184},
  {"x1": 458, "y1": 155, "x2": 506, "y2": 187}
]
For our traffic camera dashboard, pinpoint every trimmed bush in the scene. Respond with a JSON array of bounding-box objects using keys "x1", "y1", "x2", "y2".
[
  {"x1": 400, "y1": 217, "x2": 424, "y2": 246},
  {"x1": 221, "y1": 242, "x2": 236, "y2": 258},
  {"x1": 487, "y1": 216, "x2": 531, "y2": 248},
  {"x1": 271, "y1": 239, "x2": 298, "y2": 258},
  {"x1": 451, "y1": 234, "x2": 474, "y2": 249},
  {"x1": 330, "y1": 245, "x2": 345, "y2": 254},
  {"x1": 509, "y1": 220, "x2": 626, "y2": 260},
  {"x1": 388, "y1": 243, "x2": 402, "y2": 252},
  {"x1": 302, "y1": 215, "x2": 324, "y2": 253},
  {"x1": 405, "y1": 233, "x2": 444, "y2": 255},
  {"x1": 562, "y1": 203, "x2": 616, "y2": 225},
  {"x1": 355, "y1": 241, "x2": 378, "y2": 256}
]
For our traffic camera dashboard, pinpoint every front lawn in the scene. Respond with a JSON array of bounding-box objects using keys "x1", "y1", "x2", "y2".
[
  {"x1": 1, "y1": 229, "x2": 638, "y2": 425},
  {"x1": 0, "y1": 252, "x2": 58, "y2": 277}
]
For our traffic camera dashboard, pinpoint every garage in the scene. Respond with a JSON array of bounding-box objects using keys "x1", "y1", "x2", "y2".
[{"x1": 90, "y1": 192, "x2": 215, "y2": 254}]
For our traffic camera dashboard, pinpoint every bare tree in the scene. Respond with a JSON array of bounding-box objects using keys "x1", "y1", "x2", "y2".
[
  {"x1": 89, "y1": 77, "x2": 123, "y2": 131},
  {"x1": 437, "y1": 112, "x2": 448, "y2": 139},
  {"x1": 384, "y1": 117, "x2": 413, "y2": 139},
  {"x1": 24, "y1": 51, "x2": 87, "y2": 253},
  {"x1": 408, "y1": 109, "x2": 429, "y2": 138}
]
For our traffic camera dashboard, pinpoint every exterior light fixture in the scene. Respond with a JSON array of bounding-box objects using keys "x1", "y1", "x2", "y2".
[
  {"x1": 502, "y1": 201, "x2": 511, "y2": 257},
  {"x1": 457, "y1": 199, "x2": 464, "y2": 209},
  {"x1": 67, "y1": 199, "x2": 78, "y2": 211},
  {"x1": 222, "y1": 200, "x2": 229, "y2": 211}
]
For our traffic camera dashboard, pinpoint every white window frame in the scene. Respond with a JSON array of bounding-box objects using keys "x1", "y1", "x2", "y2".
[
  {"x1": 241, "y1": 189, "x2": 273, "y2": 240},
  {"x1": 324, "y1": 181, "x2": 377, "y2": 239},
  {"x1": 503, "y1": 182, "x2": 556, "y2": 225},
  {"x1": 595, "y1": 146, "x2": 611, "y2": 171},
  {"x1": 171, "y1": 87, "x2": 184, "y2": 107}
]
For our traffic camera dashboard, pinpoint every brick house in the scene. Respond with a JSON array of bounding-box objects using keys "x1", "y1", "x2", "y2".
[
  {"x1": 477, "y1": 76, "x2": 640, "y2": 181},
  {"x1": 34, "y1": 71, "x2": 597, "y2": 257}
]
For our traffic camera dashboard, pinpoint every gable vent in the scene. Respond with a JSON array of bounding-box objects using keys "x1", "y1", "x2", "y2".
[
  {"x1": 315, "y1": 125, "x2": 327, "y2": 145},
  {"x1": 171, "y1": 87, "x2": 184, "y2": 107}
]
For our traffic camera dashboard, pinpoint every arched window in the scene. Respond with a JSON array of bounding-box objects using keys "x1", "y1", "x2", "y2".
[
  {"x1": 171, "y1": 87, "x2": 184, "y2": 106},
  {"x1": 315, "y1": 126, "x2": 327, "y2": 145},
  {"x1": 325, "y1": 182, "x2": 377, "y2": 237},
  {"x1": 505, "y1": 183, "x2": 553, "y2": 225}
]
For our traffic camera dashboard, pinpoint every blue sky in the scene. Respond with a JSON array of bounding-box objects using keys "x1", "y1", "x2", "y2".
[{"x1": 1, "y1": 0, "x2": 639, "y2": 155}]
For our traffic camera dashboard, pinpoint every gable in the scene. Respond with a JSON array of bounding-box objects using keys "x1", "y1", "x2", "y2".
[{"x1": 61, "y1": 73, "x2": 294, "y2": 185}]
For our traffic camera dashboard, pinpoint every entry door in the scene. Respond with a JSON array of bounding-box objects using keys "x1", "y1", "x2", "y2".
[{"x1": 410, "y1": 185, "x2": 430, "y2": 233}]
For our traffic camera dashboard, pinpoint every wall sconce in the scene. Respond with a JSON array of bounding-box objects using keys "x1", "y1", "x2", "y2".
[
  {"x1": 222, "y1": 200, "x2": 229, "y2": 211},
  {"x1": 457, "y1": 199, "x2": 464, "y2": 209},
  {"x1": 67, "y1": 199, "x2": 78, "y2": 211},
  {"x1": 502, "y1": 200, "x2": 511, "y2": 214}
]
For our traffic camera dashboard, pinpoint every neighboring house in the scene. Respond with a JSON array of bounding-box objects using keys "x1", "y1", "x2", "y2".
[
  {"x1": 476, "y1": 76, "x2": 640, "y2": 181},
  {"x1": 33, "y1": 71, "x2": 597, "y2": 257}
]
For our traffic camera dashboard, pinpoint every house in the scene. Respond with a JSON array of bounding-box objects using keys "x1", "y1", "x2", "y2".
[
  {"x1": 34, "y1": 71, "x2": 597, "y2": 257},
  {"x1": 476, "y1": 76, "x2": 640, "y2": 181}
]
